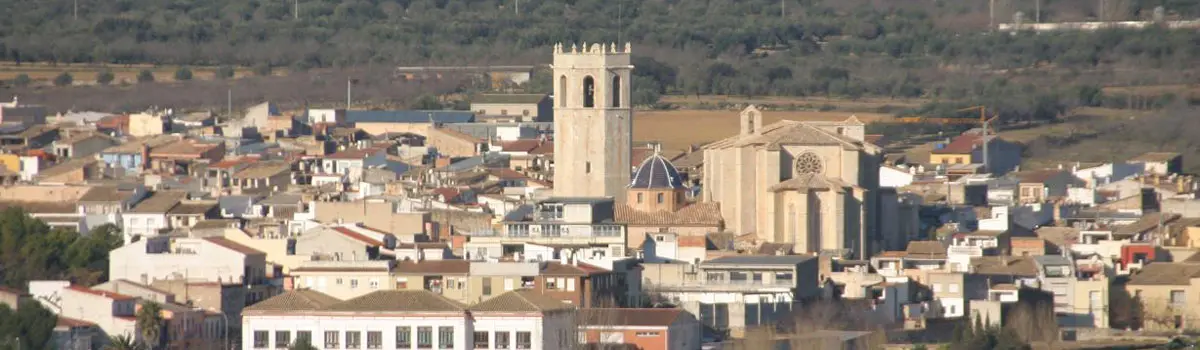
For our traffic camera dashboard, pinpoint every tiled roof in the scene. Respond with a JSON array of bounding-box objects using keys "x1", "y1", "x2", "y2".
[
  {"x1": 245, "y1": 289, "x2": 341, "y2": 312},
  {"x1": 705, "y1": 255, "x2": 815, "y2": 266},
  {"x1": 932, "y1": 134, "x2": 984, "y2": 154},
  {"x1": 168, "y1": 201, "x2": 217, "y2": 215},
  {"x1": 78, "y1": 186, "x2": 129, "y2": 202},
  {"x1": 231, "y1": 161, "x2": 291, "y2": 179},
  {"x1": 704, "y1": 114, "x2": 866, "y2": 152},
  {"x1": 542, "y1": 261, "x2": 609, "y2": 276},
  {"x1": 129, "y1": 191, "x2": 188, "y2": 213},
  {"x1": 498, "y1": 140, "x2": 543, "y2": 153},
  {"x1": 203, "y1": 237, "x2": 265, "y2": 255},
  {"x1": 767, "y1": 173, "x2": 851, "y2": 193},
  {"x1": 325, "y1": 290, "x2": 465, "y2": 312},
  {"x1": 56, "y1": 316, "x2": 98, "y2": 328},
  {"x1": 67, "y1": 285, "x2": 135, "y2": 301},
  {"x1": 904, "y1": 241, "x2": 948, "y2": 259},
  {"x1": 472, "y1": 94, "x2": 547, "y2": 104},
  {"x1": 614, "y1": 203, "x2": 722, "y2": 226},
  {"x1": 1013, "y1": 169, "x2": 1067, "y2": 184},
  {"x1": 431, "y1": 126, "x2": 483, "y2": 143},
  {"x1": 326, "y1": 147, "x2": 384, "y2": 160},
  {"x1": 0, "y1": 201, "x2": 79, "y2": 214},
  {"x1": 1114, "y1": 212, "x2": 1180, "y2": 236},
  {"x1": 969, "y1": 256, "x2": 1039, "y2": 277},
  {"x1": 1128, "y1": 262, "x2": 1200, "y2": 285},
  {"x1": 578, "y1": 308, "x2": 685, "y2": 327},
  {"x1": 679, "y1": 236, "x2": 709, "y2": 248},
  {"x1": 331, "y1": 227, "x2": 385, "y2": 246},
  {"x1": 395, "y1": 260, "x2": 471, "y2": 274},
  {"x1": 469, "y1": 290, "x2": 573, "y2": 313},
  {"x1": 629, "y1": 151, "x2": 684, "y2": 189}
]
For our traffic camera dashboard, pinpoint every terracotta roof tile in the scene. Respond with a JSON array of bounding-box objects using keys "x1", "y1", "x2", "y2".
[
  {"x1": 67, "y1": 285, "x2": 135, "y2": 301},
  {"x1": 1131, "y1": 152, "x2": 1180, "y2": 163},
  {"x1": 326, "y1": 290, "x2": 465, "y2": 312},
  {"x1": 245, "y1": 289, "x2": 341, "y2": 312},
  {"x1": 932, "y1": 134, "x2": 982, "y2": 154},
  {"x1": 468, "y1": 290, "x2": 573, "y2": 313},
  {"x1": 615, "y1": 203, "x2": 722, "y2": 226},
  {"x1": 578, "y1": 308, "x2": 686, "y2": 327},
  {"x1": 203, "y1": 237, "x2": 265, "y2": 255},
  {"x1": 332, "y1": 227, "x2": 385, "y2": 246},
  {"x1": 1129, "y1": 262, "x2": 1200, "y2": 285}
]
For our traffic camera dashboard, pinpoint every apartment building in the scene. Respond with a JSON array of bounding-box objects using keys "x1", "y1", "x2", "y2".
[
  {"x1": 465, "y1": 197, "x2": 628, "y2": 260},
  {"x1": 391, "y1": 258, "x2": 624, "y2": 307},
  {"x1": 109, "y1": 236, "x2": 274, "y2": 305},
  {"x1": 291, "y1": 260, "x2": 398, "y2": 300},
  {"x1": 641, "y1": 255, "x2": 820, "y2": 336},
  {"x1": 28, "y1": 281, "x2": 140, "y2": 344},
  {"x1": 241, "y1": 289, "x2": 575, "y2": 350}
]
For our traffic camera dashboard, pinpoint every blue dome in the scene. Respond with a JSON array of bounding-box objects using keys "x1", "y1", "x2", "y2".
[{"x1": 630, "y1": 153, "x2": 684, "y2": 189}]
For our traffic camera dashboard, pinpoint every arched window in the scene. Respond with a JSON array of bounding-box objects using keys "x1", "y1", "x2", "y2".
[
  {"x1": 611, "y1": 75, "x2": 622, "y2": 107},
  {"x1": 559, "y1": 75, "x2": 567, "y2": 107},
  {"x1": 583, "y1": 76, "x2": 595, "y2": 108}
]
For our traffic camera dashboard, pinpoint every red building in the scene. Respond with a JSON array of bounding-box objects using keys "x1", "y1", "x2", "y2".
[{"x1": 579, "y1": 308, "x2": 701, "y2": 350}]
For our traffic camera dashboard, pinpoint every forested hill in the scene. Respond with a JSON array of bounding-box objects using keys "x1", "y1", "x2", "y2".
[{"x1": 3, "y1": 0, "x2": 1200, "y2": 115}]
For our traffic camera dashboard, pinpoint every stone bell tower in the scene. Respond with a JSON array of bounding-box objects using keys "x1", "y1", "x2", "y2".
[{"x1": 551, "y1": 42, "x2": 634, "y2": 201}]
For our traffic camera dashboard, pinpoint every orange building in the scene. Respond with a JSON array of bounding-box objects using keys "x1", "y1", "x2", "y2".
[{"x1": 579, "y1": 308, "x2": 701, "y2": 350}]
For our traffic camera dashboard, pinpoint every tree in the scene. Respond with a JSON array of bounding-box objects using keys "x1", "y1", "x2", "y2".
[
  {"x1": 136, "y1": 302, "x2": 164, "y2": 350},
  {"x1": 215, "y1": 66, "x2": 236, "y2": 80},
  {"x1": 288, "y1": 338, "x2": 319, "y2": 350},
  {"x1": 410, "y1": 94, "x2": 443, "y2": 110},
  {"x1": 104, "y1": 334, "x2": 144, "y2": 350},
  {"x1": 53, "y1": 72, "x2": 74, "y2": 86},
  {"x1": 136, "y1": 70, "x2": 155, "y2": 83},
  {"x1": 11, "y1": 74, "x2": 31, "y2": 88},
  {"x1": 253, "y1": 63, "x2": 272, "y2": 77},
  {"x1": 174, "y1": 67, "x2": 193, "y2": 81},
  {"x1": 96, "y1": 70, "x2": 115, "y2": 85},
  {"x1": 0, "y1": 300, "x2": 57, "y2": 350}
]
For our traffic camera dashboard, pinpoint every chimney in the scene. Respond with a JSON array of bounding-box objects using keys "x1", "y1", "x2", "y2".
[{"x1": 141, "y1": 143, "x2": 151, "y2": 171}]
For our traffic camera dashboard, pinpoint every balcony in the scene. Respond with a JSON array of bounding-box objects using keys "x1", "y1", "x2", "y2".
[{"x1": 647, "y1": 280, "x2": 794, "y2": 293}]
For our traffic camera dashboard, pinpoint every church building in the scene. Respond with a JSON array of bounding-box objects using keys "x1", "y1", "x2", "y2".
[
  {"x1": 701, "y1": 106, "x2": 883, "y2": 258},
  {"x1": 616, "y1": 146, "x2": 723, "y2": 249},
  {"x1": 551, "y1": 42, "x2": 633, "y2": 201}
]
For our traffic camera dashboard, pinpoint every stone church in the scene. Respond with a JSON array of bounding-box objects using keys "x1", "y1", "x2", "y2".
[
  {"x1": 702, "y1": 106, "x2": 883, "y2": 258},
  {"x1": 550, "y1": 42, "x2": 633, "y2": 201}
]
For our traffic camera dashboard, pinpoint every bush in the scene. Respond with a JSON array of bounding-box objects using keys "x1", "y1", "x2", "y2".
[
  {"x1": 215, "y1": 66, "x2": 235, "y2": 79},
  {"x1": 53, "y1": 72, "x2": 73, "y2": 86},
  {"x1": 253, "y1": 63, "x2": 272, "y2": 76},
  {"x1": 12, "y1": 74, "x2": 31, "y2": 87},
  {"x1": 137, "y1": 69, "x2": 155, "y2": 83},
  {"x1": 290, "y1": 60, "x2": 312, "y2": 73},
  {"x1": 174, "y1": 66, "x2": 193, "y2": 81},
  {"x1": 96, "y1": 70, "x2": 114, "y2": 85}
]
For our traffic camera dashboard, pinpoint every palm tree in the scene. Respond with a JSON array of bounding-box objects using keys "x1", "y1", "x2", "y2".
[
  {"x1": 135, "y1": 302, "x2": 164, "y2": 350},
  {"x1": 104, "y1": 334, "x2": 145, "y2": 350}
]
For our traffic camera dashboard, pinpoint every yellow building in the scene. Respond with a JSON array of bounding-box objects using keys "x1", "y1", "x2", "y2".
[{"x1": 0, "y1": 153, "x2": 19, "y2": 173}]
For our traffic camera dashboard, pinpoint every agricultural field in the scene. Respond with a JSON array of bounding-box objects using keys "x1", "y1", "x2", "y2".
[{"x1": 0, "y1": 62, "x2": 259, "y2": 86}]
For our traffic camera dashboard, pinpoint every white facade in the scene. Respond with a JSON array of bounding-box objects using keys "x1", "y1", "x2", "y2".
[
  {"x1": 242, "y1": 312, "x2": 574, "y2": 350},
  {"x1": 308, "y1": 108, "x2": 345, "y2": 124},
  {"x1": 110, "y1": 237, "x2": 264, "y2": 286},
  {"x1": 121, "y1": 212, "x2": 170, "y2": 243},
  {"x1": 29, "y1": 281, "x2": 139, "y2": 342},
  {"x1": 18, "y1": 155, "x2": 39, "y2": 181},
  {"x1": 879, "y1": 166, "x2": 915, "y2": 188}
]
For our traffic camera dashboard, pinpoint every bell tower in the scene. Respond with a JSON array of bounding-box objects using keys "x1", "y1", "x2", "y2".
[{"x1": 551, "y1": 42, "x2": 634, "y2": 201}]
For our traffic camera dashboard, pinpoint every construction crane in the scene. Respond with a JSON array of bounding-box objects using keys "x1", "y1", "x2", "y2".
[{"x1": 955, "y1": 105, "x2": 999, "y2": 174}]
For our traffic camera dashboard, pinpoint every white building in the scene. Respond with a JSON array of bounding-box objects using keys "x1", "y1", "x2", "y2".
[
  {"x1": 110, "y1": 236, "x2": 268, "y2": 288},
  {"x1": 241, "y1": 289, "x2": 576, "y2": 350},
  {"x1": 28, "y1": 281, "x2": 140, "y2": 342},
  {"x1": 879, "y1": 165, "x2": 916, "y2": 188}
]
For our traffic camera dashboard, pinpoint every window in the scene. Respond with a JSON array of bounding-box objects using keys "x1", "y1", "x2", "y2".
[
  {"x1": 346, "y1": 331, "x2": 362, "y2": 349},
  {"x1": 366, "y1": 331, "x2": 382, "y2": 349},
  {"x1": 417, "y1": 327, "x2": 433, "y2": 349},
  {"x1": 350, "y1": 279, "x2": 359, "y2": 289},
  {"x1": 336, "y1": 278, "x2": 344, "y2": 285},
  {"x1": 1089, "y1": 291, "x2": 1102, "y2": 310},
  {"x1": 396, "y1": 327, "x2": 411, "y2": 348},
  {"x1": 438, "y1": 327, "x2": 454, "y2": 349},
  {"x1": 636, "y1": 332, "x2": 660, "y2": 337},
  {"x1": 583, "y1": 76, "x2": 596, "y2": 107},
  {"x1": 324, "y1": 331, "x2": 339, "y2": 349},
  {"x1": 500, "y1": 109, "x2": 508, "y2": 115},
  {"x1": 275, "y1": 331, "x2": 291, "y2": 349},
  {"x1": 585, "y1": 161, "x2": 591, "y2": 174},
  {"x1": 370, "y1": 279, "x2": 379, "y2": 289},
  {"x1": 482, "y1": 277, "x2": 493, "y2": 296},
  {"x1": 516, "y1": 331, "x2": 532, "y2": 349},
  {"x1": 612, "y1": 75, "x2": 622, "y2": 107},
  {"x1": 496, "y1": 332, "x2": 511, "y2": 349},
  {"x1": 656, "y1": 193, "x2": 664, "y2": 203},
  {"x1": 1171, "y1": 290, "x2": 1187, "y2": 305},
  {"x1": 637, "y1": 193, "x2": 643, "y2": 203},
  {"x1": 522, "y1": 109, "x2": 530, "y2": 116},
  {"x1": 253, "y1": 331, "x2": 269, "y2": 348},
  {"x1": 559, "y1": 75, "x2": 568, "y2": 107},
  {"x1": 297, "y1": 331, "x2": 312, "y2": 347},
  {"x1": 473, "y1": 331, "x2": 489, "y2": 348}
]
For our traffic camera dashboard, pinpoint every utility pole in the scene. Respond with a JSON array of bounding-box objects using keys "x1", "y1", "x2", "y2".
[
  {"x1": 989, "y1": 0, "x2": 995, "y2": 31},
  {"x1": 226, "y1": 88, "x2": 232, "y2": 124},
  {"x1": 74, "y1": 0, "x2": 78, "y2": 20},
  {"x1": 515, "y1": 0, "x2": 519, "y2": 15},
  {"x1": 1035, "y1": 0, "x2": 1041, "y2": 23},
  {"x1": 294, "y1": 0, "x2": 299, "y2": 20},
  {"x1": 346, "y1": 80, "x2": 352, "y2": 110},
  {"x1": 781, "y1": 0, "x2": 786, "y2": 17}
]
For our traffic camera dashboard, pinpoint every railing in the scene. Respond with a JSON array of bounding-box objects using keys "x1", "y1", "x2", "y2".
[{"x1": 647, "y1": 280, "x2": 794, "y2": 292}]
